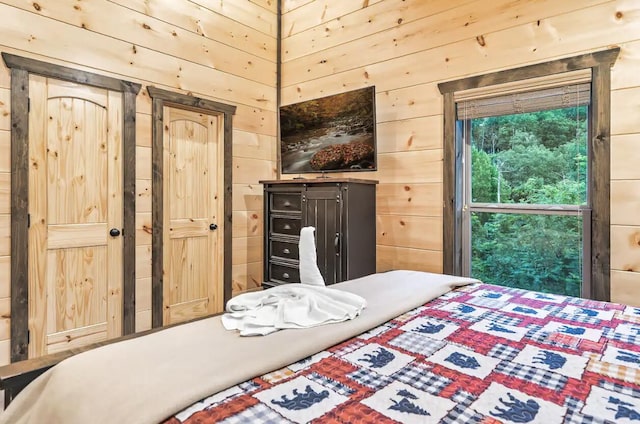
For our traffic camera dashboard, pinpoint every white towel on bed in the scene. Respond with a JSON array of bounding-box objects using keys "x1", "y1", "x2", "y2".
[
  {"x1": 299, "y1": 226, "x2": 325, "y2": 286},
  {"x1": 221, "y1": 284, "x2": 366, "y2": 336}
]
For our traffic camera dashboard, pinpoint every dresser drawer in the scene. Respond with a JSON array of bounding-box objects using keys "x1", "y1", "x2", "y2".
[
  {"x1": 270, "y1": 239, "x2": 299, "y2": 261},
  {"x1": 270, "y1": 216, "x2": 301, "y2": 236},
  {"x1": 269, "y1": 262, "x2": 300, "y2": 284},
  {"x1": 270, "y1": 193, "x2": 301, "y2": 213}
]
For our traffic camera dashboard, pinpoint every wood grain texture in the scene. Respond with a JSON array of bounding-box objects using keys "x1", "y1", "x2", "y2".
[
  {"x1": 282, "y1": 3, "x2": 633, "y2": 104},
  {"x1": 611, "y1": 225, "x2": 640, "y2": 273},
  {"x1": 0, "y1": 174, "x2": 8, "y2": 215},
  {"x1": 135, "y1": 179, "x2": 152, "y2": 214},
  {"x1": 0, "y1": 298, "x2": 9, "y2": 342},
  {"x1": 611, "y1": 87, "x2": 640, "y2": 135},
  {"x1": 0, "y1": 216, "x2": 8, "y2": 257},
  {"x1": 232, "y1": 236, "x2": 262, "y2": 266},
  {"x1": 611, "y1": 270, "x2": 640, "y2": 307},
  {"x1": 283, "y1": 0, "x2": 607, "y2": 86},
  {"x1": 590, "y1": 63, "x2": 612, "y2": 301},
  {"x1": 611, "y1": 40, "x2": 640, "y2": 90},
  {"x1": 282, "y1": 0, "x2": 476, "y2": 61},
  {"x1": 233, "y1": 157, "x2": 277, "y2": 184},
  {"x1": 232, "y1": 211, "x2": 263, "y2": 238},
  {"x1": 108, "y1": 0, "x2": 276, "y2": 59},
  {"x1": 611, "y1": 180, "x2": 640, "y2": 226},
  {"x1": 232, "y1": 130, "x2": 277, "y2": 161},
  {"x1": 611, "y1": 134, "x2": 640, "y2": 180},
  {"x1": 0, "y1": 256, "x2": 9, "y2": 299},
  {"x1": 282, "y1": 0, "x2": 384, "y2": 37},
  {"x1": 3, "y1": 0, "x2": 276, "y2": 86},
  {"x1": 232, "y1": 261, "x2": 262, "y2": 295},
  {"x1": 375, "y1": 85, "x2": 443, "y2": 122},
  {"x1": 376, "y1": 245, "x2": 443, "y2": 274},
  {"x1": 9, "y1": 68, "x2": 29, "y2": 362},
  {"x1": 0, "y1": 131, "x2": 9, "y2": 172},
  {"x1": 376, "y1": 116, "x2": 443, "y2": 153},
  {"x1": 376, "y1": 183, "x2": 442, "y2": 217},
  {"x1": 232, "y1": 184, "x2": 264, "y2": 211},
  {"x1": 0, "y1": 89, "x2": 9, "y2": 131},
  {"x1": 376, "y1": 215, "x2": 442, "y2": 251},
  {"x1": 0, "y1": 6, "x2": 273, "y2": 111},
  {"x1": 375, "y1": 150, "x2": 442, "y2": 184}
]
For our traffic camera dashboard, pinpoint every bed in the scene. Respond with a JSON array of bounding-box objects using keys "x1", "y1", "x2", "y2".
[{"x1": 2, "y1": 270, "x2": 640, "y2": 423}]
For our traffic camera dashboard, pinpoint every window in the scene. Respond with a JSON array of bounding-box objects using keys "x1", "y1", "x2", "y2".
[
  {"x1": 438, "y1": 49, "x2": 620, "y2": 301},
  {"x1": 458, "y1": 80, "x2": 590, "y2": 297}
]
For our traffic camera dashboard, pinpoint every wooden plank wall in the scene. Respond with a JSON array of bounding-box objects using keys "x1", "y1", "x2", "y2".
[
  {"x1": 281, "y1": 0, "x2": 640, "y2": 304},
  {"x1": 0, "y1": 0, "x2": 278, "y2": 366}
]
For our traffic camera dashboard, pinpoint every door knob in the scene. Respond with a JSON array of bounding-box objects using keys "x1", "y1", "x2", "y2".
[
  {"x1": 209, "y1": 223, "x2": 218, "y2": 231},
  {"x1": 109, "y1": 228, "x2": 121, "y2": 237}
]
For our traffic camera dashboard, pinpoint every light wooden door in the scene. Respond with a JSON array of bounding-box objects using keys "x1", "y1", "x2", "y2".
[
  {"x1": 163, "y1": 107, "x2": 224, "y2": 325},
  {"x1": 28, "y1": 75, "x2": 123, "y2": 357}
]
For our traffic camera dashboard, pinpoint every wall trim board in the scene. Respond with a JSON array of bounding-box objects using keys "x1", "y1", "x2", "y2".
[
  {"x1": 146, "y1": 86, "x2": 236, "y2": 328},
  {"x1": 438, "y1": 47, "x2": 620, "y2": 302},
  {"x1": 1, "y1": 53, "x2": 141, "y2": 94},
  {"x1": 3, "y1": 53, "x2": 140, "y2": 363},
  {"x1": 437, "y1": 48, "x2": 620, "y2": 95}
]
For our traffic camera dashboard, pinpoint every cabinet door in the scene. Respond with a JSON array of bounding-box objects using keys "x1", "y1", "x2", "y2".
[{"x1": 303, "y1": 189, "x2": 342, "y2": 285}]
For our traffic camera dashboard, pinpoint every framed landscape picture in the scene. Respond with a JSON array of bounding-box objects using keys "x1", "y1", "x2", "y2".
[{"x1": 279, "y1": 86, "x2": 377, "y2": 174}]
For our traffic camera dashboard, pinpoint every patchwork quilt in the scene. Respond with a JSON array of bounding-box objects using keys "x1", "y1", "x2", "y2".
[{"x1": 164, "y1": 283, "x2": 640, "y2": 424}]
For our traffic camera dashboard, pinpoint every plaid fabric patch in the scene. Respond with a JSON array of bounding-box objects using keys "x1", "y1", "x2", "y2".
[
  {"x1": 607, "y1": 331, "x2": 640, "y2": 346},
  {"x1": 599, "y1": 379, "x2": 640, "y2": 398},
  {"x1": 307, "y1": 372, "x2": 356, "y2": 397},
  {"x1": 553, "y1": 312, "x2": 607, "y2": 325},
  {"x1": 346, "y1": 368, "x2": 393, "y2": 390},
  {"x1": 466, "y1": 296, "x2": 509, "y2": 309},
  {"x1": 528, "y1": 329, "x2": 583, "y2": 351},
  {"x1": 393, "y1": 362, "x2": 451, "y2": 394},
  {"x1": 480, "y1": 311, "x2": 524, "y2": 327},
  {"x1": 440, "y1": 403, "x2": 485, "y2": 424},
  {"x1": 487, "y1": 343, "x2": 521, "y2": 360},
  {"x1": 330, "y1": 339, "x2": 366, "y2": 356},
  {"x1": 219, "y1": 403, "x2": 292, "y2": 424},
  {"x1": 496, "y1": 361, "x2": 567, "y2": 391},
  {"x1": 388, "y1": 330, "x2": 445, "y2": 356},
  {"x1": 562, "y1": 396, "x2": 610, "y2": 424},
  {"x1": 237, "y1": 380, "x2": 261, "y2": 393},
  {"x1": 261, "y1": 367, "x2": 295, "y2": 384},
  {"x1": 588, "y1": 357, "x2": 640, "y2": 383}
]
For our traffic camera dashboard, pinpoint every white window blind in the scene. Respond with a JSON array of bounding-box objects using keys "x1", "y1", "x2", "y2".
[{"x1": 455, "y1": 69, "x2": 591, "y2": 120}]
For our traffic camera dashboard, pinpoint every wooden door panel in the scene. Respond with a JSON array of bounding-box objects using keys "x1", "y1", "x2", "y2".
[
  {"x1": 28, "y1": 76, "x2": 123, "y2": 357},
  {"x1": 163, "y1": 107, "x2": 223, "y2": 325},
  {"x1": 46, "y1": 322, "x2": 107, "y2": 355},
  {"x1": 168, "y1": 218, "x2": 209, "y2": 239},
  {"x1": 304, "y1": 190, "x2": 341, "y2": 285},
  {"x1": 46, "y1": 97, "x2": 108, "y2": 224},
  {"x1": 45, "y1": 247, "x2": 108, "y2": 332},
  {"x1": 47, "y1": 223, "x2": 107, "y2": 249}
]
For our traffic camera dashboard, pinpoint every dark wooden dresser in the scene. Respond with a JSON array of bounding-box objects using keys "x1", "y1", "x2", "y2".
[{"x1": 260, "y1": 178, "x2": 377, "y2": 288}]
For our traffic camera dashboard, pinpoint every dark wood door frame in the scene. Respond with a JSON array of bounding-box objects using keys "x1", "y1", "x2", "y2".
[
  {"x1": 2, "y1": 53, "x2": 141, "y2": 362},
  {"x1": 146, "y1": 86, "x2": 236, "y2": 328}
]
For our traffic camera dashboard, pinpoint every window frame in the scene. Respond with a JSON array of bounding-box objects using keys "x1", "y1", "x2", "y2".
[{"x1": 438, "y1": 48, "x2": 620, "y2": 301}]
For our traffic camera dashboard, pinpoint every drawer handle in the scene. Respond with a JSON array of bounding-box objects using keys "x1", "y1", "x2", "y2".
[
  {"x1": 283, "y1": 224, "x2": 291, "y2": 230},
  {"x1": 283, "y1": 248, "x2": 290, "y2": 254},
  {"x1": 283, "y1": 272, "x2": 290, "y2": 279}
]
